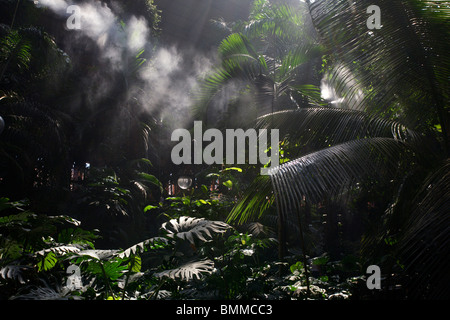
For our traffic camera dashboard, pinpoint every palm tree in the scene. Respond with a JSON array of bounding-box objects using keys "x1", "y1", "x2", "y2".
[
  {"x1": 193, "y1": 0, "x2": 324, "y2": 128},
  {"x1": 305, "y1": 0, "x2": 449, "y2": 299},
  {"x1": 222, "y1": 0, "x2": 449, "y2": 299}
]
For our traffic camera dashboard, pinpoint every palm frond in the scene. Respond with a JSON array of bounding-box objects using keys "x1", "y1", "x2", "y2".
[
  {"x1": 256, "y1": 108, "x2": 423, "y2": 155},
  {"x1": 307, "y1": 0, "x2": 450, "y2": 140},
  {"x1": 271, "y1": 138, "x2": 412, "y2": 208},
  {"x1": 227, "y1": 175, "x2": 274, "y2": 225},
  {"x1": 193, "y1": 0, "x2": 322, "y2": 125},
  {"x1": 0, "y1": 28, "x2": 31, "y2": 78},
  {"x1": 219, "y1": 33, "x2": 259, "y2": 62},
  {"x1": 243, "y1": 0, "x2": 306, "y2": 45}
]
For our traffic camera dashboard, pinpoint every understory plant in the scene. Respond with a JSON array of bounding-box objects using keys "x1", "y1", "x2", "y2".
[{"x1": 1, "y1": 195, "x2": 373, "y2": 300}]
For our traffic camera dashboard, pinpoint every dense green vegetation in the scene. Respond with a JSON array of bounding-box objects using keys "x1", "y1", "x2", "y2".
[{"x1": 0, "y1": 0, "x2": 448, "y2": 300}]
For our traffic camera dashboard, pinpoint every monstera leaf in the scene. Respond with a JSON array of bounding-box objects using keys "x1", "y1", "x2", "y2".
[
  {"x1": 0, "y1": 265, "x2": 32, "y2": 284},
  {"x1": 154, "y1": 259, "x2": 215, "y2": 281},
  {"x1": 76, "y1": 249, "x2": 118, "y2": 261},
  {"x1": 35, "y1": 245, "x2": 82, "y2": 257},
  {"x1": 118, "y1": 237, "x2": 169, "y2": 259},
  {"x1": 161, "y1": 216, "x2": 231, "y2": 244}
]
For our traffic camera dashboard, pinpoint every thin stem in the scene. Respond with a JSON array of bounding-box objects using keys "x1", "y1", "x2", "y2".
[
  {"x1": 11, "y1": 0, "x2": 21, "y2": 29},
  {"x1": 121, "y1": 266, "x2": 132, "y2": 300},
  {"x1": 148, "y1": 277, "x2": 166, "y2": 300},
  {"x1": 99, "y1": 262, "x2": 115, "y2": 300},
  {"x1": 296, "y1": 205, "x2": 310, "y2": 296}
]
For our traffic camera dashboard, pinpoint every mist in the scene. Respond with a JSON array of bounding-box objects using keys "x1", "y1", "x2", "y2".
[{"x1": 32, "y1": 0, "x2": 216, "y2": 129}]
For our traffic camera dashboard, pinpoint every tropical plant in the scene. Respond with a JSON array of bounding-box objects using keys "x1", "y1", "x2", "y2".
[
  {"x1": 303, "y1": 0, "x2": 449, "y2": 299},
  {"x1": 0, "y1": 23, "x2": 72, "y2": 200},
  {"x1": 68, "y1": 159, "x2": 163, "y2": 248},
  {"x1": 0, "y1": 197, "x2": 98, "y2": 299},
  {"x1": 194, "y1": 0, "x2": 323, "y2": 128},
  {"x1": 0, "y1": 209, "x2": 234, "y2": 300},
  {"x1": 214, "y1": 0, "x2": 450, "y2": 300}
]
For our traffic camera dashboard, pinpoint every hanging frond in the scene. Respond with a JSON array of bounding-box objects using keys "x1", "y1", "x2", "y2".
[
  {"x1": 0, "y1": 28, "x2": 31, "y2": 78},
  {"x1": 227, "y1": 175, "x2": 274, "y2": 225},
  {"x1": 256, "y1": 108, "x2": 424, "y2": 155},
  {"x1": 307, "y1": 0, "x2": 450, "y2": 138},
  {"x1": 271, "y1": 138, "x2": 413, "y2": 207},
  {"x1": 246, "y1": 222, "x2": 275, "y2": 238}
]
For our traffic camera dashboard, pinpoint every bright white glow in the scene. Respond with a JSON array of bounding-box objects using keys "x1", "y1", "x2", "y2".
[
  {"x1": 177, "y1": 176, "x2": 193, "y2": 190},
  {"x1": 35, "y1": 0, "x2": 67, "y2": 12},
  {"x1": 321, "y1": 78, "x2": 344, "y2": 105},
  {"x1": 321, "y1": 83, "x2": 333, "y2": 100}
]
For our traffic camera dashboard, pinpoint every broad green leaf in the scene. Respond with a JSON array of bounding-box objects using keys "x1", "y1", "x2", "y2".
[
  {"x1": 138, "y1": 173, "x2": 163, "y2": 191},
  {"x1": 37, "y1": 252, "x2": 58, "y2": 272},
  {"x1": 128, "y1": 255, "x2": 142, "y2": 273},
  {"x1": 144, "y1": 205, "x2": 158, "y2": 213},
  {"x1": 223, "y1": 180, "x2": 233, "y2": 189}
]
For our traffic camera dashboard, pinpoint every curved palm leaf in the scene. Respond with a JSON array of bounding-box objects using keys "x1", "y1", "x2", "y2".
[
  {"x1": 228, "y1": 106, "x2": 426, "y2": 225},
  {"x1": 227, "y1": 175, "x2": 273, "y2": 224},
  {"x1": 230, "y1": 137, "x2": 414, "y2": 225},
  {"x1": 256, "y1": 108, "x2": 425, "y2": 155},
  {"x1": 272, "y1": 137, "x2": 412, "y2": 206},
  {"x1": 306, "y1": 0, "x2": 450, "y2": 144}
]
